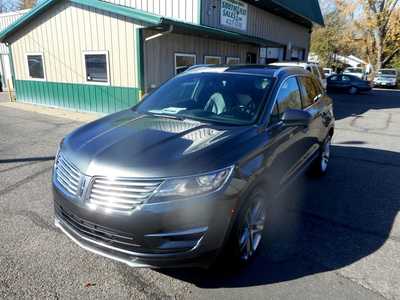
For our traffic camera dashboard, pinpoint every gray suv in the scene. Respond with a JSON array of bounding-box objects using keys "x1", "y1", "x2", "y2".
[{"x1": 53, "y1": 65, "x2": 334, "y2": 268}]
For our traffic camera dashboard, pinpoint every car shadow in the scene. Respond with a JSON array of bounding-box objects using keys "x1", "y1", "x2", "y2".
[
  {"x1": 330, "y1": 89, "x2": 400, "y2": 121},
  {"x1": 158, "y1": 145, "x2": 400, "y2": 288}
]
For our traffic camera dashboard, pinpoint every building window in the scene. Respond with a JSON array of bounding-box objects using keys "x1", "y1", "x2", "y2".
[
  {"x1": 291, "y1": 48, "x2": 305, "y2": 61},
  {"x1": 175, "y1": 53, "x2": 196, "y2": 74},
  {"x1": 204, "y1": 56, "x2": 222, "y2": 65},
  {"x1": 26, "y1": 53, "x2": 45, "y2": 80},
  {"x1": 84, "y1": 51, "x2": 110, "y2": 84},
  {"x1": 226, "y1": 57, "x2": 240, "y2": 65}
]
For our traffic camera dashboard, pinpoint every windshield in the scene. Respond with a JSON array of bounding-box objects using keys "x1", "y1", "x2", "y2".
[
  {"x1": 136, "y1": 72, "x2": 274, "y2": 125},
  {"x1": 345, "y1": 68, "x2": 363, "y2": 74},
  {"x1": 378, "y1": 69, "x2": 397, "y2": 76}
]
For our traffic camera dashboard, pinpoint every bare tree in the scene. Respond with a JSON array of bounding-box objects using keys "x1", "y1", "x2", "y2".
[{"x1": 359, "y1": 0, "x2": 400, "y2": 69}]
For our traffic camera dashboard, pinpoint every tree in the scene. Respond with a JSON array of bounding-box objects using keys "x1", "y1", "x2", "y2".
[
  {"x1": 357, "y1": 0, "x2": 400, "y2": 69},
  {"x1": 310, "y1": 0, "x2": 357, "y2": 68}
]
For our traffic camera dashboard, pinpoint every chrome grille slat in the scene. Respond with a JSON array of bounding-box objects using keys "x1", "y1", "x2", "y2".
[
  {"x1": 88, "y1": 177, "x2": 163, "y2": 212},
  {"x1": 57, "y1": 163, "x2": 80, "y2": 183},
  {"x1": 59, "y1": 156, "x2": 80, "y2": 177},
  {"x1": 95, "y1": 179, "x2": 160, "y2": 187},
  {"x1": 57, "y1": 173, "x2": 79, "y2": 194},
  {"x1": 55, "y1": 154, "x2": 81, "y2": 196},
  {"x1": 92, "y1": 184, "x2": 155, "y2": 193},
  {"x1": 91, "y1": 189, "x2": 149, "y2": 199},
  {"x1": 90, "y1": 193, "x2": 143, "y2": 204}
]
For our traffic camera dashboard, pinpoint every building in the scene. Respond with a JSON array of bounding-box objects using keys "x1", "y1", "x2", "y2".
[
  {"x1": 0, "y1": 9, "x2": 28, "y2": 90},
  {"x1": 0, "y1": 0, "x2": 323, "y2": 113}
]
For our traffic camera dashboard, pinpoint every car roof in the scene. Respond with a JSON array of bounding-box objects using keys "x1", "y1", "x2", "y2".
[{"x1": 184, "y1": 64, "x2": 310, "y2": 78}]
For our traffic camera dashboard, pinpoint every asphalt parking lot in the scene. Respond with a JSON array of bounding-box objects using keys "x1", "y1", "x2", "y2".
[{"x1": 1, "y1": 89, "x2": 399, "y2": 299}]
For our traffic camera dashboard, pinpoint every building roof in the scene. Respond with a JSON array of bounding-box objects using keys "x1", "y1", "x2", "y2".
[
  {"x1": 272, "y1": 0, "x2": 324, "y2": 26},
  {"x1": 0, "y1": 0, "x2": 323, "y2": 44},
  {"x1": 241, "y1": 0, "x2": 324, "y2": 26}
]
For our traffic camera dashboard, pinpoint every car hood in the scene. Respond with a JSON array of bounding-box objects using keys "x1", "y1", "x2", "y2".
[{"x1": 62, "y1": 110, "x2": 256, "y2": 178}]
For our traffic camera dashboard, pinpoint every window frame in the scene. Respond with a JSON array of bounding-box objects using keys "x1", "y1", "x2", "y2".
[
  {"x1": 83, "y1": 50, "x2": 111, "y2": 86},
  {"x1": 266, "y1": 75, "x2": 303, "y2": 128},
  {"x1": 226, "y1": 57, "x2": 240, "y2": 65},
  {"x1": 204, "y1": 55, "x2": 222, "y2": 65},
  {"x1": 25, "y1": 52, "x2": 46, "y2": 81},
  {"x1": 297, "y1": 75, "x2": 321, "y2": 109},
  {"x1": 174, "y1": 53, "x2": 196, "y2": 75}
]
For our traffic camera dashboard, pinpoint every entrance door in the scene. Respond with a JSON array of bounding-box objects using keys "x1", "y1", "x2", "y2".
[{"x1": 246, "y1": 52, "x2": 257, "y2": 64}]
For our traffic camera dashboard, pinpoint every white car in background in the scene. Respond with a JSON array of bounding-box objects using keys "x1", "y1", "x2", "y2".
[
  {"x1": 323, "y1": 68, "x2": 336, "y2": 77},
  {"x1": 343, "y1": 67, "x2": 367, "y2": 80},
  {"x1": 373, "y1": 69, "x2": 399, "y2": 88},
  {"x1": 270, "y1": 61, "x2": 327, "y2": 89}
]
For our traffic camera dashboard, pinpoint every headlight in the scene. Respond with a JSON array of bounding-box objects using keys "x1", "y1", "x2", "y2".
[{"x1": 149, "y1": 166, "x2": 234, "y2": 203}]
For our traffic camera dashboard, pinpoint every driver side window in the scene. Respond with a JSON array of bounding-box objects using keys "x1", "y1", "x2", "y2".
[
  {"x1": 268, "y1": 77, "x2": 302, "y2": 127},
  {"x1": 275, "y1": 77, "x2": 302, "y2": 118}
]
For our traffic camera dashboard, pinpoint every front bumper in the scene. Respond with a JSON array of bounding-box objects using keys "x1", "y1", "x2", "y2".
[
  {"x1": 374, "y1": 81, "x2": 397, "y2": 87},
  {"x1": 53, "y1": 185, "x2": 239, "y2": 268}
]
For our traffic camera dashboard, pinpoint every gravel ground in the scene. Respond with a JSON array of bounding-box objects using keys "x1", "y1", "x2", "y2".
[{"x1": 0, "y1": 89, "x2": 399, "y2": 299}]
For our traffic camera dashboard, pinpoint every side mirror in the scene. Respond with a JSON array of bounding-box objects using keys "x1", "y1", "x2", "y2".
[{"x1": 281, "y1": 109, "x2": 312, "y2": 127}]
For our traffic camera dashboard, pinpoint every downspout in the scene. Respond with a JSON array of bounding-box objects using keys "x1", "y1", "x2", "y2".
[
  {"x1": 135, "y1": 28, "x2": 145, "y2": 99},
  {"x1": 6, "y1": 43, "x2": 16, "y2": 101}
]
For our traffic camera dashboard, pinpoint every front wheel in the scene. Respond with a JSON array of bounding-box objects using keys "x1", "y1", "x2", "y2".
[
  {"x1": 308, "y1": 136, "x2": 331, "y2": 177},
  {"x1": 225, "y1": 190, "x2": 267, "y2": 267}
]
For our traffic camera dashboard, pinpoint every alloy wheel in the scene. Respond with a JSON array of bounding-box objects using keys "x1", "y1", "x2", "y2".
[{"x1": 239, "y1": 199, "x2": 266, "y2": 261}]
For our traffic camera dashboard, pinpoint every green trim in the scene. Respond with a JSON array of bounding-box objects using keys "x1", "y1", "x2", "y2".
[
  {"x1": 14, "y1": 80, "x2": 140, "y2": 113},
  {"x1": 135, "y1": 27, "x2": 145, "y2": 97},
  {"x1": 7, "y1": 45, "x2": 16, "y2": 90},
  {"x1": 0, "y1": 0, "x2": 58, "y2": 41}
]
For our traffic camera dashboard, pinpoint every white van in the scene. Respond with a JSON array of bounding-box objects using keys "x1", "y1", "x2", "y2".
[{"x1": 270, "y1": 61, "x2": 327, "y2": 89}]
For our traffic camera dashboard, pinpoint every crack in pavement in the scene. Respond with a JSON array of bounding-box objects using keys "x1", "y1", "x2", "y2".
[
  {"x1": 0, "y1": 209, "x2": 59, "y2": 233},
  {"x1": 0, "y1": 166, "x2": 52, "y2": 197}
]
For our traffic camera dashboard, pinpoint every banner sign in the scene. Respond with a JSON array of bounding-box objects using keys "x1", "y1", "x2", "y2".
[{"x1": 220, "y1": 0, "x2": 248, "y2": 31}]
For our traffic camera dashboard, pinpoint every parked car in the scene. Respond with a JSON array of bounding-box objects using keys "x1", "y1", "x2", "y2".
[
  {"x1": 270, "y1": 61, "x2": 327, "y2": 89},
  {"x1": 373, "y1": 69, "x2": 399, "y2": 88},
  {"x1": 323, "y1": 68, "x2": 335, "y2": 77},
  {"x1": 343, "y1": 67, "x2": 367, "y2": 80},
  {"x1": 53, "y1": 65, "x2": 335, "y2": 269},
  {"x1": 327, "y1": 74, "x2": 372, "y2": 94}
]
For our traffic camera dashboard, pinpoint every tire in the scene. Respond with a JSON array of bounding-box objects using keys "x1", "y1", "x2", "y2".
[
  {"x1": 349, "y1": 86, "x2": 358, "y2": 95},
  {"x1": 224, "y1": 188, "x2": 267, "y2": 268},
  {"x1": 308, "y1": 136, "x2": 331, "y2": 177}
]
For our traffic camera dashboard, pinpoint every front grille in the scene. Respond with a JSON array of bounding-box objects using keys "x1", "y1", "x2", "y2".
[
  {"x1": 55, "y1": 205, "x2": 141, "y2": 250},
  {"x1": 55, "y1": 154, "x2": 82, "y2": 196},
  {"x1": 88, "y1": 177, "x2": 163, "y2": 211}
]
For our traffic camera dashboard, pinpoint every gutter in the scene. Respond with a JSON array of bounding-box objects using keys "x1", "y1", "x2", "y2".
[{"x1": 145, "y1": 25, "x2": 174, "y2": 42}]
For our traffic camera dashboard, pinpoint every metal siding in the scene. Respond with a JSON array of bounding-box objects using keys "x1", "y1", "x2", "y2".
[
  {"x1": 101, "y1": 0, "x2": 200, "y2": 24},
  {"x1": 10, "y1": 1, "x2": 138, "y2": 88},
  {"x1": 14, "y1": 79, "x2": 140, "y2": 113},
  {"x1": 201, "y1": 0, "x2": 310, "y2": 49},
  {"x1": 143, "y1": 30, "x2": 258, "y2": 90}
]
